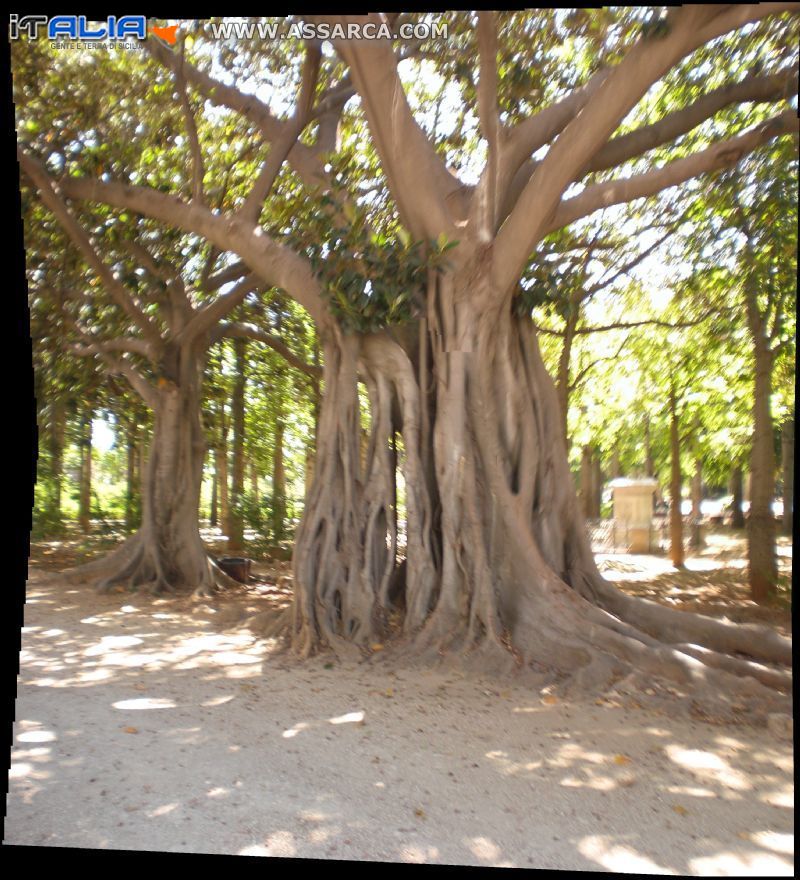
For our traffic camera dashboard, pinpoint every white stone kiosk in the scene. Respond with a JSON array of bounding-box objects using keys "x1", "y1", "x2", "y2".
[{"x1": 609, "y1": 478, "x2": 658, "y2": 553}]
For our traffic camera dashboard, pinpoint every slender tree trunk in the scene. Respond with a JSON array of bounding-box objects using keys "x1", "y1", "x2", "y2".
[
  {"x1": 49, "y1": 396, "x2": 65, "y2": 523},
  {"x1": 272, "y1": 409, "x2": 286, "y2": 544},
  {"x1": 79, "y1": 407, "x2": 93, "y2": 533},
  {"x1": 210, "y1": 437, "x2": 218, "y2": 528},
  {"x1": 668, "y1": 388, "x2": 684, "y2": 568},
  {"x1": 228, "y1": 338, "x2": 246, "y2": 551},
  {"x1": 690, "y1": 458, "x2": 703, "y2": 550},
  {"x1": 591, "y1": 454, "x2": 603, "y2": 519},
  {"x1": 611, "y1": 443, "x2": 621, "y2": 479},
  {"x1": 580, "y1": 445, "x2": 593, "y2": 519},
  {"x1": 217, "y1": 408, "x2": 229, "y2": 536},
  {"x1": 730, "y1": 465, "x2": 745, "y2": 529},
  {"x1": 748, "y1": 346, "x2": 778, "y2": 602},
  {"x1": 781, "y1": 416, "x2": 793, "y2": 536},
  {"x1": 250, "y1": 459, "x2": 259, "y2": 507},
  {"x1": 644, "y1": 415, "x2": 654, "y2": 478},
  {"x1": 125, "y1": 420, "x2": 139, "y2": 532}
]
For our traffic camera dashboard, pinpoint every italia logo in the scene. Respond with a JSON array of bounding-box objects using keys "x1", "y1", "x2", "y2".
[{"x1": 9, "y1": 15, "x2": 180, "y2": 45}]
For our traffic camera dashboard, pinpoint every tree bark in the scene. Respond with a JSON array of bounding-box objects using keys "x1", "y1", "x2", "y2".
[
  {"x1": 781, "y1": 416, "x2": 793, "y2": 536},
  {"x1": 286, "y1": 265, "x2": 791, "y2": 715},
  {"x1": 216, "y1": 406, "x2": 229, "y2": 535},
  {"x1": 690, "y1": 458, "x2": 703, "y2": 550},
  {"x1": 730, "y1": 465, "x2": 745, "y2": 529},
  {"x1": 49, "y1": 396, "x2": 65, "y2": 524},
  {"x1": 748, "y1": 346, "x2": 778, "y2": 602},
  {"x1": 250, "y1": 459, "x2": 260, "y2": 507},
  {"x1": 228, "y1": 338, "x2": 246, "y2": 551},
  {"x1": 210, "y1": 437, "x2": 218, "y2": 527},
  {"x1": 125, "y1": 420, "x2": 140, "y2": 532},
  {"x1": 591, "y1": 454, "x2": 603, "y2": 519},
  {"x1": 556, "y1": 311, "x2": 577, "y2": 447},
  {"x1": 272, "y1": 409, "x2": 286, "y2": 544},
  {"x1": 668, "y1": 388, "x2": 684, "y2": 568},
  {"x1": 644, "y1": 415, "x2": 655, "y2": 478},
  {"x1": 580, "y1": 445, "x2": 593, "y2": 519}
]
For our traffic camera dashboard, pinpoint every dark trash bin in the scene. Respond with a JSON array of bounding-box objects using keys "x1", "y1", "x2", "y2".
[{"x1": 217, "y1": 557, "x2": 252, "y2": 583}]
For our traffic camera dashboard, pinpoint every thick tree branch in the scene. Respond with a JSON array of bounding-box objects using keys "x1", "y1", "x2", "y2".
[
  {"x1": 474, "y1": 12, "x2": 500, "y2": 240},
  {"x1": 25, "y1": 157, "x2": 333, "y2": 329},
  {"x1": 548, "y1": 111, "x2": 798, "y2": 233},
  {"x1": 238, "y1": 43, "x2": 321, "y2": 225},
  {"x1": 204, "y1": 259, "x2": 248, "y2": 292},
  {"x1": 145, "y1": 37, "x2": 328, "y2": 190},
  {"x1": 177, "y1": 274, "x2": 261, "y2": 344},
  {"x1": 71, "y1": 337, "x2": 153, "y2": 358},
  {"x1": 325, "y1": 13, "x2": 459, "y2": 239},
  {"x1": 585, "y1": 67, "x2": 798, "y2": 176},
  {"x1": 494, "y1": 4, "x2": 797, "y2": 294},
  {"x1": 174, "y1": 41, "x2": 206, "y2": 204},
  {"x1": 215, "y1": 321, "x2": 322, "y2": 378}
]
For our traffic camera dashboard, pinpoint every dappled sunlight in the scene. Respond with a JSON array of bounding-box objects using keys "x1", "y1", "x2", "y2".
[
  {"x1": 665, "y1": 746, "x2": 751, "y2": 792},
  {"x1": 240, "y1": 831, "x2": 298, "y2": 857},
  {"x1": 9, "y1": 576, "x2": 794, "y2": 870},
  {"x1": 112, "y1": 697, "x2": 177, "y2": 710},
  {"x1": 689, "y1": 850, "x2": 793, "y2": 875},
  {"x1": 579, "y1": 835, "x2": 673, "y2": 874},
  {"x1": 17, "y1": 729, "x2": 56, "y2": 743},
  {"x1": 400, "y1": 843, "x2": 443, "y2": 863}
]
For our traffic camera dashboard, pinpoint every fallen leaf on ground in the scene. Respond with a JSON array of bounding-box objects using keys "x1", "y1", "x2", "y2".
[
  {"x1": 123, "y1": 726, "x2": 139, "y2": 734},
  {"x1": 613, "y1": 754, "x2": 632, "y2": 765},
  {"x1": 542, "y1": 695, "x2": 558, "y2": 705},
  {"x1": 672, "y1": 805, "x2": 688, "y2": 816},
  {"x1": 414, "y1": 807, "x2": 426, "y2": 818}
]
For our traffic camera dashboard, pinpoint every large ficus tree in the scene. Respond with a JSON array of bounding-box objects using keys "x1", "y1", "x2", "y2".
[{"x1": 17, "y1": 9, "x2": 796, "y2": 711}]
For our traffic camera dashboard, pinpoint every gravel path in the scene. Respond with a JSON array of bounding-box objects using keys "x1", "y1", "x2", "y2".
[{"x1": 5, "y1": 572, "x2": 794, "y2": 873}]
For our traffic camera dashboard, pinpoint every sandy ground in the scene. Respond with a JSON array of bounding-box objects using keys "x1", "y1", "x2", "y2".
[{"x1": 4, "y1": 565, "x2": 794, "y2": 872}]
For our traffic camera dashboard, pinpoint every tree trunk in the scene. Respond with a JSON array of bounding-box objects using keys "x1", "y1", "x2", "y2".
[
  {"x1": 556, "y1": 312, "x2": 577, "y2": 448},
  {"x1": 216, "y1": 407, "x2": 228, "y2": 535},
  {"x1": 272, "y1": 410, "x2": 286, "y2": 544},
  {"x1": 84, "y1": 345, "x2": 237, "y2": 597},
  {"x1": 228, "y1": 338, "x2": 247, "y2": 551},
  {"x1": 591, "y1": 454, "x2": 603, "y2": 519},
  {"x1": 579, "y1": 445, "x2": 593, "y2": 519},
  {"x1": 668, "y1": 389, "x2": 684, "y2": 568},
  {"x1": 748, "y1": 347, "x2": 778, "y2": 602},
  {"x1": 125, "y1": 420, "x2": 140, "y2": 532},
  {"x1": 690, "y1": 458, "x2": 703, "y2": 550},
  {"x1": 730, "y1": 465, "x2": 745, "y2": 529},
  {"x1": 78, "y1": 407, "x2": 93, "y2": 533},
  {"x1": 610, "y1": 443, "x2": 622, "y2": 479},
  {"x1": 287, "y1": 268, "x2": 790, "y2": 712},
  {"x1": 210, "y1": 441, "x2": 218, "y2": 527},
  {"x1": 781, "y1": 416, "x2": 793, "y2": 536},
  {"x1": 250, "y1": 459, "x2": 259, "y2": 507},
  {"x1": 49, "y1": 396, "x2": 65, "y2": 524},
  {"x1": 644, "y1": 415, "x2": 655, "y2": 478}
]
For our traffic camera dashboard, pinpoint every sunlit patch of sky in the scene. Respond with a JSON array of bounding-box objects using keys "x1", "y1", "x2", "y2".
[{"x1": 93, "y1": 416, "x2": 116, "y2": 453}]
